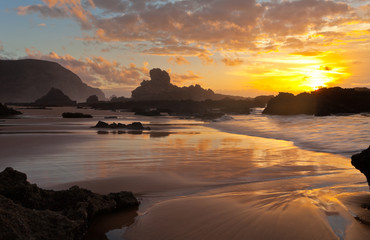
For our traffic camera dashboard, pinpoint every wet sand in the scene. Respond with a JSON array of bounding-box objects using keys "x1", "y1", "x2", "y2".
[{"x1": 1, "y1": 106, "x2": 370, "y2": 240}]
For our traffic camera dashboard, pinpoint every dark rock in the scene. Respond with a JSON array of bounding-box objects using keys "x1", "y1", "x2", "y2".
[
  {"x1": 0, "y1": 167, "x2": 139, "y2": 240},
  {"x1": 34, "y1": 88, "x2": 77, "y2": 106},
  {"x1": 127, "y1": 122, "x2": 148, "y2": 130},
  {"x1": 135, "y1": 109, "x2": 162, "y2": 116},
  {"x1": 94, "y1": 121, "x2": 110, "y2": 128},
  {"x1": 0, "y1": 195, "x2": 81, "y2": 240},
  {"x1": 131, "y1": 68, "x2": 244, "y2": 101},
  {"x1": 117, "y1": 123, "x2": 127, "y2": 128},
  {"x1": 0, "y1": 59, "x2": 105, "y2": 103},
  {"x1": 97, "y1": 130, "x2": 109, "y2": 134},
  {"x1": 62, "y1": 112, "x2": 93, "y2": 118},
  {"x1": 263, "y1": 87, "x2": 370, "y2": 116},
  {"x1": 0, "y1": 103, "x2": 22, "y2": 116},
  {"x1": 352, "y1": 146, "x2": 370, "y2": 187},
  {"x1": 86, "y1": 95, "x2": 99, "y2": 104},
  {"x1": 92, "y1": 121, "x2": 150, "y2": 130}
]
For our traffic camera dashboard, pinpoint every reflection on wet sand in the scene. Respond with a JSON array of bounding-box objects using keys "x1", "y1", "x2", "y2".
[{"x1": 0, "y1": 107, "x2": 370, "y2": 240}]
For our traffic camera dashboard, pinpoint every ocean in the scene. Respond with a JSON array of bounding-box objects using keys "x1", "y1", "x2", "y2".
[
  {"x1": 209, "y1": 108, "x2": 370, "y2": 157},
  {"x1": 1, "y1": 107, "x2": 370, "y2": 240}
]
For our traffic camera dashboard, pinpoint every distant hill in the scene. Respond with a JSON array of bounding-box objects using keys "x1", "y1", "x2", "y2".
[
  {"x1": 0, "y1": 59, "x2": 105, "y2": 103},
  {"x1": 132, "y1": 68, "x2": 246, "y2": 101},
  {"x1": 263, "y1": 87, "x2": 370, "y2": 116},
  {"x1": 34, "y1": 88, "x2": 76, "y2": 106}
]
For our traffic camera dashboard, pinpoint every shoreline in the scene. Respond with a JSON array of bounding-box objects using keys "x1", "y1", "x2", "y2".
[{"x1": 1, "y1": 106, "x2": 370, "y2": 239}]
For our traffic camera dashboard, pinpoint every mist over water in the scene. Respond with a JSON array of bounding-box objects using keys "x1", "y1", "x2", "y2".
[{"x1": 209, "y1": 109, "x2": 370, "y2": 157}]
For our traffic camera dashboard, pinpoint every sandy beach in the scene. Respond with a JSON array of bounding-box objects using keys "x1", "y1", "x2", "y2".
[{"x1": 1, "y1": 106, "x2": 370, "y2": 240}]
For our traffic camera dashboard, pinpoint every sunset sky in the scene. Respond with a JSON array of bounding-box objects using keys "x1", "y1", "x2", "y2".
[{"x1": 0, "y1": 0, "x2": 369, "y2": 98}]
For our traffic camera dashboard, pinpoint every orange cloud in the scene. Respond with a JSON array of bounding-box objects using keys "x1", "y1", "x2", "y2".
[
  {"x1": 170, "y1": 71, "x2": 202, "y2": 85},
  {"x1": 168, "y1": 56, "x2": 190, "y2": 65},
  {"x1": 16, "y1": 0, "x2": 369, "y2": 64},
  {"x1": 222, "y1": 57, "x2": 244, "y2": 66}
]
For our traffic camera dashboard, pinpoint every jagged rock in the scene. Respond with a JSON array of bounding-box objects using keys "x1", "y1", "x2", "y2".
[
  {"x1": 131, "y1": 68, "x2": 218, "y2": 101},
  {"x1": 352, "y1": 146, "x2": 370, "y2": 187},
  {"x1": 150, "y1": 68, "x2": 171, "y2": 85},
  {"x1": 0, "y1": 195, "x2": 81, "y2": 240},
  {"x1": 0, "y1": 103, "x2": 22, "y2": 116},
  {"x1": 0, "y1": 167, "x2": 139, "y2": 240},
  {"x1": 94, "y1": 121, "x2": 110, "y2": 128},
  {"x1": 62, "y1": 112, "x2": 93, "y2": 118},
  {"x1": 34, "y1": 88, "x2": 76, "y2": 106},
  {"x1": 93, "y1": 121, "x2": 150, "y2": 130}
]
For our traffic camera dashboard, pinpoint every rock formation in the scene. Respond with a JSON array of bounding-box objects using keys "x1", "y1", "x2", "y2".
[
  {"x1": 0, "y1": 59, "x2": 105, "y2": 103},
  {"x1": 132, "y1": 68, "x2": 231, "y2": 101},
  {"x1": 34, "y1": 88, "x2": 76, "y2": 106},
  {"x1": 0, "y1": 103, "x2": 22, "y2": 116},
  {"x1": 263, "y1": 87, "x2": 370, "y2": 116},
  {"x1": 93, "y1": 121, "x2": 150, "y2": 130},
  {"x1": 0, "y1": 167, "x2": 139, "y2": 240},
  {"x1": 352, "y1": 146, "x2": 370, "y2": 187}
]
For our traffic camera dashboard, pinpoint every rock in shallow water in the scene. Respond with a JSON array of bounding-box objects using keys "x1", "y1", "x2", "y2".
[
  {"x1": 351, "y1": 146, "x2": 370, "y2": 187},
  {"x1": 0, "y1": 167, "x2": 139, "y2": 240}
]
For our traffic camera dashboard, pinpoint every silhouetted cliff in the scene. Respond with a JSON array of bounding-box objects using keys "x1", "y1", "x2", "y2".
[
  {"x1": 132, "y1": 68, "x2": 244, "y2": 101},
  {"x1": 0, "y1": 59, "x2": 105, "y2": 103},
  {"x1": 263, "y1": 87, "x2": 370, "y2": 116}
]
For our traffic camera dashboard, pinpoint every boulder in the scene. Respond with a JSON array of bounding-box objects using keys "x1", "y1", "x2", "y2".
[
  {"x1": 0, "y1": 167, "x2": 139, "y2": 240},
  {"x1": 352, "y1": 146, "x2": 370, "y2": 187},
  {"x1": 62, "y1": 112, "x2": 93, "y2": 118}
]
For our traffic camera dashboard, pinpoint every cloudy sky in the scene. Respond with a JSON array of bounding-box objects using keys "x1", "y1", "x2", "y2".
[{"x1": 1, "y1": 0, "x2": 369, "y2": 97}]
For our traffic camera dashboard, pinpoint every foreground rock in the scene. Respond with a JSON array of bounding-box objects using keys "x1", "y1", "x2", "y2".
[
  {"x1": 62, "y1": 112, "x2": 93, "y2": 118},
  {"x1": 93, "y1": 121, "x2": 150, "y2": 130},
  {"x1": 0, "y1": 103, "x2": 22, "y2": 116},
  {"x1": 352, "y1": 146, "x2": 370, "y2": 187},
  {"x1": 0, "y1": 167, "x2": 139, "y2": 240}
]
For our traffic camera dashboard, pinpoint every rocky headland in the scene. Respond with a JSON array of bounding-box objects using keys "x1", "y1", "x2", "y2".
[
  {"x1": 263, "y1": 87, "x2": 370, "y2": 116},
  {"x1": 0, "y1": 167, "x2": 139, "y2": 240},
  {"x1": 0, "y1": 59, "x2": 105, "y2": 103}
]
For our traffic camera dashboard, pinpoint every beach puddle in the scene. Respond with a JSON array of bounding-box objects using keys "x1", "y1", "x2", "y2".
[{"x1": 85, "y1": 207, "x2": 138, "y2": 240}]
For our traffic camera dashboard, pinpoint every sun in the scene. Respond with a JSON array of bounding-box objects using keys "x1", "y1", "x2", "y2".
[{"x1": 301, "y1": 66, "x2": 334, "y2": 90}]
